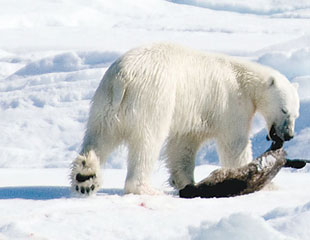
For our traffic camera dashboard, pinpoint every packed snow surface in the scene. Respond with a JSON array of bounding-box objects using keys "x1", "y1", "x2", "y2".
[
  {"x1": 0, "y1": 0, "x2": 310, "y2": 239},
  {"x1": 0, "y1": 167, "x2": 310, "y2": 240}
]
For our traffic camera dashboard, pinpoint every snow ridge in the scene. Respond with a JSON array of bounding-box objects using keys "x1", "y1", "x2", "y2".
[{"x1": 168, "y1": 0, "x2": 310, "y2": 16}]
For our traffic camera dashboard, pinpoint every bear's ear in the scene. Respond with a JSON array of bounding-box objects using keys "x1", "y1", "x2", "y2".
[
  {"x1": 292, "y1": 82, "x2": 299, "y2": 90},
  {"x1": 267, "y1": 77, "x2": 275, "y2": 88}
]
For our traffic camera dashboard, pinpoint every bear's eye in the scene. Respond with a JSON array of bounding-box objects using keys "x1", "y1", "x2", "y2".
[{"x1": 281, "y1": 108, "x2": 288, "y2": 114}]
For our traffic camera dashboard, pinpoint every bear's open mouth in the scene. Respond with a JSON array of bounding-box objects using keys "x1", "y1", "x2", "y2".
[{"x1": 267, "y1": 125, "x2": 284, "y2": 150}]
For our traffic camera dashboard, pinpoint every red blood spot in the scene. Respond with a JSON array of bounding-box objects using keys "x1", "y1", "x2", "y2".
[{"x1": 139, "y1": 202, "x2": 146, "y2": 207}]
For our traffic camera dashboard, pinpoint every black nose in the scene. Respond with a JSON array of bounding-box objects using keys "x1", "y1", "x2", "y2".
[{"x1": 284, "y1": 133, "x2": 294, "y2": 141}]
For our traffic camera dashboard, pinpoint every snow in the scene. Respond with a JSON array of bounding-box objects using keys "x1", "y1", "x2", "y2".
[
  {"x1": 258, "y1": 48, "x2": 310, "y2": 79},
  {"x1": 169, "y1": 0, "x2": 310, "y2": 15},
  {"x1": 0, "y1": 0, "x2": 310, "y2": 239},
  {"x1": 10, "y1": 51, "x2": 119, "y2": 77},
  {"x1": 189, "y1": 214, "x2": 288, "y2": 240},
  {"x1": 292, "y1": 76, "x2": 310, "y2": 101},
  {"x1": 0, "y1": 167, "x2": 310, "y2": 240}
]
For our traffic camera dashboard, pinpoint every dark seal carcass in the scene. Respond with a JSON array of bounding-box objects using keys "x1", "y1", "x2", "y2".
[{"x1": 179, "y1": 148, "x2": 308, "y2": 199}]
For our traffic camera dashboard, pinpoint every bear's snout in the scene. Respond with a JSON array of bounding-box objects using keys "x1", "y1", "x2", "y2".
[
  {"x1": 284, "y1": 132, "x2": 294, "y2": 141},
  {"x1": 268, "y1": 123, "x2": 294, "y2": 143},
  {"x1": 268, "y1": 124, "x2": 283, "y2": 142}
]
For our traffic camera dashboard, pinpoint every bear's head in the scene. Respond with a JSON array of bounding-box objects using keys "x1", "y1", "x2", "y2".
[{"x1": 257, "y1": 73, "x2": 299, "y2": 149}]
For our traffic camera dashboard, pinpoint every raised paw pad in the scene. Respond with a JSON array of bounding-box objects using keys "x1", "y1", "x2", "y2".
[
  {"x1": 75, "y1": 185, "x2": 96, "y2": 194},
  {"x1": 75, "y1": 173, "x2": 96, "y2": 183}
]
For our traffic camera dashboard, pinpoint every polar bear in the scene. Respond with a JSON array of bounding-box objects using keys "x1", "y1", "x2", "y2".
[{"x1": 70, "y1": 43, "x2": 299, "y2": 195}]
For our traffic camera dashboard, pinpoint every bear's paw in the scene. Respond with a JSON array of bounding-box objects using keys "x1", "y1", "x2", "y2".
[{"x1": 70, "y1": 150, "x2": 101, "y2": 196}]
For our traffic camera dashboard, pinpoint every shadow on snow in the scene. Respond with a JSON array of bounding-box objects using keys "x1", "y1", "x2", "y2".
[{"x1": 0, "y1": 186, "x2": 123, "y2": 200}]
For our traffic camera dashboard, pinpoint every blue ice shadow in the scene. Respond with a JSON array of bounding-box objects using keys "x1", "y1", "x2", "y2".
[
  {"x1": 0, "y1": 186, "x2": 123, "y2": 200},
  {"x1": 0, "y1": 186, "x2": 71, "y2": 200}
]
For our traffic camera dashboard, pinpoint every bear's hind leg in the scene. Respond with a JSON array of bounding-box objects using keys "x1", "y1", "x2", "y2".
[
  {"x1": 165, "y1": 134, "x2": 201, "y2": 190},
  {"x1": 124, "y1": 139, "x2": 164, "y2": 195}
]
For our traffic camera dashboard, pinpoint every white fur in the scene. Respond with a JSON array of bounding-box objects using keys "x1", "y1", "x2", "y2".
[{"x1": 71, "y1": 43, "x2": 300, "y2": 194}]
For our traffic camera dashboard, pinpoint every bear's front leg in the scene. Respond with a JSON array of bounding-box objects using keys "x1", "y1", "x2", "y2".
[
  {"x1": 70, "y1": 150, "x2": 102, "y2": 195},
  {"x1": 216, "y1": 135, "x2": 253, "y2": 168},
  {"x1": 165, "y1": 134, "x2": 201, "y2": 190}
]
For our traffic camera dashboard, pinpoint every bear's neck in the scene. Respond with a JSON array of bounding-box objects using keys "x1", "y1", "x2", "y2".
[{"x1": 230, "y1": 58, "x2": 271, "y2": 111}]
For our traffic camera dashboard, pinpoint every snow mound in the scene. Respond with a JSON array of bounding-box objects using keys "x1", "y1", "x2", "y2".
[
  {"x1": 264, "y1": 201, "x2": 310, "y2": 240},
  {"x1": 258, "y1": 48, "x2": 310, "y2": 79},
  {"x1": 11, "y1": 51, "x2": 119, "y2": 77},
  {"x1": 272, "y1": 9, "x2": 310, "y2": 19},
  {"x1": 0, "y1": 49, "x2": 13, "y2": 58},
  {"x1": 189, "y1": 213, "x2": 289, "y2": 240},
  {"x1": 264, "y1": 201, "x2": 310, "y2": 220},
  {"x1": 168, "y1": 0, "x2": 310, "y2": 15},
  {"x1": 13, "y1": 52, "x2": 83, "y2": 76},
  {"x1": 256, "y1": 35, "x2": 310, "y2": 55}
]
